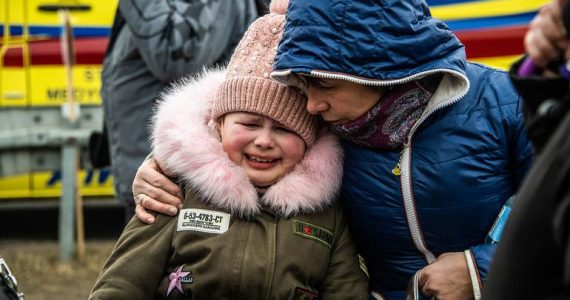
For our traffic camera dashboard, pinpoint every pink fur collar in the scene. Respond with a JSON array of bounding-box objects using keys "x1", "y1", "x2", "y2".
[{"x1": 151, "y1": 69, "x2": 344, "y2": 218}]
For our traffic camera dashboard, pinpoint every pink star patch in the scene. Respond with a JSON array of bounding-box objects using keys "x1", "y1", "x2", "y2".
[{"x1": 167, "y1": 265, "x2": 190, "y2": 296}]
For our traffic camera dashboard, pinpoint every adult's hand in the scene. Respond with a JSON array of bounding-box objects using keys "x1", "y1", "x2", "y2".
[
  {"x1": 132, "y1": 157, "x2": 183, "y2": 224},
  {"x1": 525, "y1": 0, "x2": 569, "y2": 68},
  {"x1": 418, "y1": 252, "x2": 473, "y2": 300}
]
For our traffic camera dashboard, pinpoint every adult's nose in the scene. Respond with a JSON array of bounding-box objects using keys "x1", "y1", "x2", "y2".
[{"x1": 305, "y1": 90, "x2": 329, "y2": 115}]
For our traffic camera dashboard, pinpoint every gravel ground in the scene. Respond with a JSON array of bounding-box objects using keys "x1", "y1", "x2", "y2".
[{"x1": 0, "y1": 240, "x2": 116, "y2": 300}]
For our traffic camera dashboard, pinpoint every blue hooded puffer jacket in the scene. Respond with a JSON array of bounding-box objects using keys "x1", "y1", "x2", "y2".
[{"x1": 272, "y1": 1, "x2": 533, "y2": 299}]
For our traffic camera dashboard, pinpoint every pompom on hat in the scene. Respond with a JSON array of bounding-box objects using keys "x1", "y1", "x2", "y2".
[{"x1": 212, "y1": 0, "x2": 318, "y2": 145}]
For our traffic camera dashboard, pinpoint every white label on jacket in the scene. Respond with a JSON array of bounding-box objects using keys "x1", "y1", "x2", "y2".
[{"x1": 177, "y1": 209, "x2": 230, "y2": 234}]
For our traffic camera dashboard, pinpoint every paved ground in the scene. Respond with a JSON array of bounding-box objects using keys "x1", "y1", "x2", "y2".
[
  {"x1": 0, "y1": 198, "x2": 125, "y2": 299},
  {"x1": 1, "y1": 240, "x2": 116, "y2": 300}
]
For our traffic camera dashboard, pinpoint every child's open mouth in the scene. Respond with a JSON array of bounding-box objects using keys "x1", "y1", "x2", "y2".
[{"x1": 245, "y1": 154, "x2": 279, "y2": 168}]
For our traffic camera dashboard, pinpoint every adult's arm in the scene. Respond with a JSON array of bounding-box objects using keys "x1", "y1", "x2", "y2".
[
  {"x1": 118, "y1": 0, "x2": 255, "y2": 81},
  {"x1": 89, "y1": 213, "x2": 177, "y2": 299},
  {"x1": 418, "y1": 68, "x2": 536, "y2": 300},
  {"x1": 132, "y1": 157, "x2": 183, "y2": 224},
  {"x1": 437, "y1": 85, "x2": 537, "y2": 300}
]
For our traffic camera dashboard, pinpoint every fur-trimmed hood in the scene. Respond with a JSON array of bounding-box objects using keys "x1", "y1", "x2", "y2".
[{"x1": 151, "y1": 69, "x2": 344, "y2": 218}]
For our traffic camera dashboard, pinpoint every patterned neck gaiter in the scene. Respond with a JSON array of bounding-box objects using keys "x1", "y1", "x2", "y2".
[{"x1": 330, "y1": 74, "x2": 443, "y2": 150}]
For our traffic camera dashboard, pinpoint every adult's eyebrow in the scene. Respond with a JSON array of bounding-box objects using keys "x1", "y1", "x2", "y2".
[{"x1": 306, "y1": 77, "x2": 325, "y2": 86}]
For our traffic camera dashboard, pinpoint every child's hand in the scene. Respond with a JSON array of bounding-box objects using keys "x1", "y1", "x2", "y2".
[{"x1": 132, "y1": 158, "x2": 183, "y2": 224}]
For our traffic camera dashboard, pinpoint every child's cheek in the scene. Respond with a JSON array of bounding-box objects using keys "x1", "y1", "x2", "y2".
[
  {"x1": 222, "y1": 129, "x2": 253, "y2": 155},
  {"x1": 280, "y1": 137, "x2": 306, "y2": 166},
  {"x1": 229, "y1": 130, "x2": 253, "y2": 146}
]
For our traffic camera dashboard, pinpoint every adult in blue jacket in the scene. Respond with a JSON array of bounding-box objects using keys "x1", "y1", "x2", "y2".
[{"x1": 130, "y1": 0, "x2": 533, "y2": 299}]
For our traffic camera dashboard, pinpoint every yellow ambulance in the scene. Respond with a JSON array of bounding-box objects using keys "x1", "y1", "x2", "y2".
[{"x1": 0, "y1": 0, "x2": 117, "y2": 199}]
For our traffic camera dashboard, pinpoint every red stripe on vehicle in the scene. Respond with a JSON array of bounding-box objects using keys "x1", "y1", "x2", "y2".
[
  {"x1": 4, "y1": 27, "x2": 526, "y2": 66},
  {"x1": 2, "y1": 37, "x2": 108, "y2": 67},
  {"x1": 456, "y1": 25, "x2": 528, "y2": 59}
]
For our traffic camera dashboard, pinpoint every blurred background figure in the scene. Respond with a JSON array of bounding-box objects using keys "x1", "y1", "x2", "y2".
[
  {"x1": 100, "y1": 0, "x2": 261, "y2": 221},
  {"x1": 484, "y1": 0, "x2": 570, "y2": 298}
]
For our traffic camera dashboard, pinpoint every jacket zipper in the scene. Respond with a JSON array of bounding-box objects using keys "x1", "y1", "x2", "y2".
[
  {"x1": 393, "y1": 73, "x2": 470, "y2": 264},
  {"x1": 311, "y1": 68, "x2": 458, "y2": 87},
  {"x1": 399, "y1": 139, "x2": 436, "y2": 263}
]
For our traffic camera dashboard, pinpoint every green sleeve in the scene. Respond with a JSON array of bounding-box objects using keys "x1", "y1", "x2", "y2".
[{"x1": 89, "y1": 214, "x2": 177, "y2": 300}]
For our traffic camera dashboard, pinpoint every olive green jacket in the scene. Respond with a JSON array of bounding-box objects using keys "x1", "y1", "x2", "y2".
[
  {"x1": 90, "y1": 191, "x2": 368, "y2": 299},
  {"x1": 90, "y1": 70, "x2": 369, "y2": 299}
]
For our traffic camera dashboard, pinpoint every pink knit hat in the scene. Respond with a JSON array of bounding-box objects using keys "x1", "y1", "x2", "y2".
[{"x1": 212, "y1": 2, "x2": 318, "y2": 145}]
